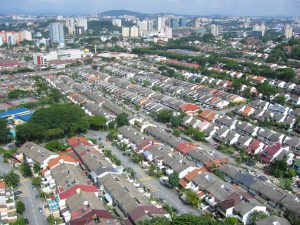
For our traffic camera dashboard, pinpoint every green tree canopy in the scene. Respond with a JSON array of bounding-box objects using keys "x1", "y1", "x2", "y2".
[
  {"x1": 16, "y1": 104, "x2": 89, "y2": 145},
  {"x1": 0, "y1": 119, "x2": 12, "y2": 144},
  {"x1": 115, "y1": 113, "x2": 129, "y2": 127},
  {"x1": 88, "y1": 116, "x2": 107, "y2": 130},
  {"x1": 20, "y1": 162, "x2": 32, "y2": 177},
  {"x1": 16, "y1": 200, "x2": 25, "y2": 214},
  {"x1": 168, "y1": 172, "x2": 179, "y2": 187},
  {"x1": 4, "y1": 171, "x2": 20, "y2": 188}
]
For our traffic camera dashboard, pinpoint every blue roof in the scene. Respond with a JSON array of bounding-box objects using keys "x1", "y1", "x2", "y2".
[
  {"x1": 0, "y1": 108, "x2": 30, "y2": 119},
  {"x1": 15, "y1": 113, "x2": 33, "y2": 122}
]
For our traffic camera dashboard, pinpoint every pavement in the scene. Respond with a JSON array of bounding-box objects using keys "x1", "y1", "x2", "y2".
[
  {"x1": 86, "y1": 130, "x2": 202, "y2": 215},
  {"x1": 0, "y1": 156, "x2": 48, "y2": 225}
]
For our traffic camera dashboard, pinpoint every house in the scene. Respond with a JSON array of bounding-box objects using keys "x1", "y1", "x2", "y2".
[
  {"x1": 259, "y1": 143, "x2": 290, "y2": 164},
  {"x1": 239, "y1": 106, "x2": 255, "y2": 117},
  {"x1": 216, "y1": 192, "x2": 266, "y2": 225},
  {"x1": 198, "y1": 109, "x2": 218, "y2": 122},
  {"x1": 215, "y1": 116, "x2": 237, "y2": 130},
  {"x1": 236, "y1": 135, "x2": 253, "y2": 150},
  {"x1": 205, "y1": 125, "x2": 219, "y2": 138},
  {"x1": 182, "y1": 116, "x2": 201, "y2": 129},
  {"x1": 214, "y1": 127, "x2": 230, "y2": 143},
  {"x1": 255, "y1": 216, "x2": 291, "y2": 225},
  {"x1": 219, "y1": 166, "x2": 300, "y2": 217},
  {"x1": 284, "y1": 136, "x2": 300, "y2": 155},
  {"x1": 16, "y1": 142, "x2": 58, "y2": 169},
  {"x1": 224, "y1": 131, "x2": 240, "y2": 145},
  {"x1": 179, "y1": 103, "x2": 200, "y2": 115},
  {"x1": 97, "y1": 174, "x2": 168, "y2": 224},
  {"x1": 0, "y1": 180, "x2": 17, "y2": 224},
  {"x1": 247, "y1": 139, "x2": 265, "y2": 155}
]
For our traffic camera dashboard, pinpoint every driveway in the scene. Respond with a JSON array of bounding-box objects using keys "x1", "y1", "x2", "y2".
[
  {"x1": 0, "y1": 156, "x2": 48, "y2": 225},
  {"x1": 86, "y1": 130, "x2": 202, "y2": 215}
]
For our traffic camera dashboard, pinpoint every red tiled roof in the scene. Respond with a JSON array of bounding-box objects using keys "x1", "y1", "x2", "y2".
[
  {"x1": 247, "y1": 139, "x2": 263, "y2": 154},
  {"x1": 179, "y1": 103, "x2": 200, "y2": 112},
  {"x1": 138, "y1": 140, "x2": 161, "y2": 150},
  {"x1": 58, "y1": 184, "x2": 98, "y2": 200},
  {"x1": 0, "y1": 181, "x2": 6, "y2": 189},
  {"x1": 259, "y1": 143, "x2": 282, "y2": 163},
  {"x1": 48, "y1": 155, "x2": 77, "y2": 169},
  {"x1": 176, "y1": 142, "x2": 197, "y2": 154},
  {"x1": 70, "y1": 209, "x2": 113, "y2": 225},
  {"x1": 68, "y1": 137, "x2": 92, "y2": 148}
]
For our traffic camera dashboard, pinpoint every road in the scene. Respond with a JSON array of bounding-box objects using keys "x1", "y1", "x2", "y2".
[
  {"x1": 0, "y1": 156, "x2": 48, "y2": 225},
  {"x1": 87, "y1": 130, "x2": 202, "y2": 215}
]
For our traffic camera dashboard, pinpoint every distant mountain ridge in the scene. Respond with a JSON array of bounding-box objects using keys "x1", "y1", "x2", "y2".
[{"x1": 101, "y1": 10, "x2": 148, "y2": 17}]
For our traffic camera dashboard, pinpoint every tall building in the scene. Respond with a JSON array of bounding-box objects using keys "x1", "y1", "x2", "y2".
[
  {"x1": 157, "y1": 17, "x2": 166, "y2": 31},
  {"x1": 147, "y1": 20, "x2": 154, "y2": 31},
  {"x1": 138, "y1": 20, "x2": 148, "y2": 33},
  {"x1": 130, "y1": 26, "x2": 139, "y2": 37},
  {"x1": 252, "y1": 23, "x2": 266, "y2": 36},
  {"x1": 21, "y1": 30, "x2": 32, "y2": 41},
  {"x1": 49, "y1": 23, "x2": 65, "y2": 44},
  {"x1": 283, "y1": 25, "x2": 293, "y2": 38},
  {"x1": 210, "y1": 24, "x2": 219, "y2": 37},
  {"x1": 65, "y1": 17, "x2": 88, "y2": 34},
  {"x1": 66, "y1": 18, "x2": 76, "y2": 34},
  {"x1": 194, "y1": 18, "x2": 201, "y2": 28},
  {"x1": 76, "y1": 17, "x2": 88, "y2": 31},
  {"x1": 164, "y1": 26, "x2": 173, "y2": 39},
  {"x1": 171, "y1": 18, "x2": 179, "y2": 29},
  {"x1": 0, "y1": 30, "x2": 32, "y2": 45},
  {"x1": 122, "y1": 27, "x2": 130, "y2": 37},
  {"x1": 112, "y1": 19, "x2": 122, "y2": 27},
  {"x1": 179, "y1": 18, "x2": 188, "y2": 27}
]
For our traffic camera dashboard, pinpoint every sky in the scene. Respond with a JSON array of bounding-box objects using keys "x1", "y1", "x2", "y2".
[{"x1": 0, "y1": 0, "x2": 299, "y2": 17}]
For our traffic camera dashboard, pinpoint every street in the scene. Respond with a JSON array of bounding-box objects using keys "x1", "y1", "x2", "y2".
[
  {"x1": 87, "y1": 130, "x2": 202, "y2": 215},
  {"x1": 0, "y1": 156, "x2": 48, "y2": 225}
]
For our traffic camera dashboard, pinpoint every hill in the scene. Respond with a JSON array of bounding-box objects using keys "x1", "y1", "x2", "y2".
[{"x1": 101, "y1": 10, "x2": 147, "y2": 17}]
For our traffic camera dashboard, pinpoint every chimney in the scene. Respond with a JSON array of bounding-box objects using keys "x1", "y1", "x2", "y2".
[{"x1": 76, "y1": 188, "x2": 81, "y2": 194}]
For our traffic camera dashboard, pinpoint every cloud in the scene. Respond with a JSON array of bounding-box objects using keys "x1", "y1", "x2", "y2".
[{"x1": 0, "y1": 0, "x2": 299, "y2": 16}]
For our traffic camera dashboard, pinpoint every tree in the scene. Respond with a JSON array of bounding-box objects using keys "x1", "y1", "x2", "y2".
[
  {"x1": 257, "y1": 83, "x2": 278, "y2": 98},
  {"x1": 284, "y1": 210, "x2": 300, "y2": 225},
  {"x1": 115, "y1": 113, "x2": 129, "y2": 127},
  {"x1": 185, "y1": 190, "x2": 200, "y2": 207},
  {"x1": 20, "y1": 162, "x2": 33, "y2": 177},
  {"x1": 88, "y1": 116, "x2": 107, "y2": 130},
  {"x1": 0, "y1": 119, "x2": 12, "y2": 144},
  {"x1": 223, "y1": 217, "x2": 241, "y2": 225},
  {"x1": 138, "y1": 217, "x2": 170, "y2": 225},
  {"x1": 16, "y1": 104, "x2": 89, "y2": 145},
  {"x1": 279, "y1": 178, "x2": 292, "y2": 191},
  {"x1": 33, "y1": 163, "x2": 41, "y2": 173},
  {"x1": 4, "y1": 171, "x2": 20, "y2": 188},
  {"x1": 107, "y1": 129, "x2": 118, "y2": 141},
  {"x1": 172, "y1": 129, "x2": 181, "y2": 137},
  {"x1": 16, "y1": 200, "x2": 25, "y2": 214},
  {"x1": 156, "y1": 109, "x2": 173, "y2": 123},
  {"x1": 232, "y1": 79, "x2": 242, "y2": 92},
  {"x1": 32, "y1": 177, "x2": 42, "y2": 187},
  {"x1": 276, "y1": 96, "x2": 286, "y2": 105},
  {"x1": 170, "y1": 116, "x2": 182, "y2": 128},
  {"x1": 172, "y1": 214, "x2": 217, "y2": 225},
  {"x1": 11, "y1": 218, "x2": 26, "y2": 225},
  {"x1": 45, "y1": 140, "x2": 67, "y2": 152},
  {"x1": 249, "y1": 211, "x2": 268, "y2": 223},
  {"x1": 168, "y1": 172, "x2": 179, "y2": 187},
  {"x1": 47, "y1": 215, "x2": 56, "y2": 225}
]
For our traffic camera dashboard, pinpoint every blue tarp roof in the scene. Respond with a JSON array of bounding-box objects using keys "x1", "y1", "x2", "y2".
[
  {"x1": 0, "y1": 108, "x2": 29, "y2": 119},
  {"x1": 15, "y1": 113, "x2": 33, "y2": 122}
]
